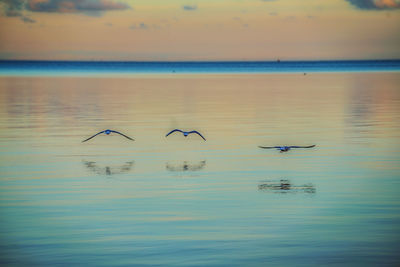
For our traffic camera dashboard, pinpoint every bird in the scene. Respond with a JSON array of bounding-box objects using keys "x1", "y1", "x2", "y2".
[
  {"x1": 82, "y1": 129, "x2": 134, "y2": 142},
  {"x1": 258, "y1": 145, "x2": 315, "y2": 152},
  {"x1": 165, "y1": 129, "x2": 206, "y2": 141}
]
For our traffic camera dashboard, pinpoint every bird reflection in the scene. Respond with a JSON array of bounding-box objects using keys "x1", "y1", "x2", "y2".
[
  {"x1": 166, "y1": 161, "x2": 206, "y2": 172},
  {"x1": 258, "y1": 179, "x2": 315, "y2": 194},
  {"x1": 83, "y1": 160, "x2": 134, "y2": 176}
]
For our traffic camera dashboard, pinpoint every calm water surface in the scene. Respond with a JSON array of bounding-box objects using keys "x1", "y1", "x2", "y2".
[
  {"x1": 1, "y1": 60, "x2": 400, "y2": 76},
  {"x1": 0, "y1": 73, "x2": 399, "y2": 266}
]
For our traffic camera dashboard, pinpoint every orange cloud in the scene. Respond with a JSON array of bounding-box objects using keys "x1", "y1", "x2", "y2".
[{"x1": 376, "y1": 0, "x2": 400, "y2": 8}]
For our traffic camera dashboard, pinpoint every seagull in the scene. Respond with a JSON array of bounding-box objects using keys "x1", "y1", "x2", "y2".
[
  {"x1": 82, "y1": 129, "x2": 134, "y2": 142},
  {"x1": 165, "y1": 129, "x2": 206, "y2": 141},
  {"x1": 258, "y1": 145, "x2": 315, "y2": 152}
]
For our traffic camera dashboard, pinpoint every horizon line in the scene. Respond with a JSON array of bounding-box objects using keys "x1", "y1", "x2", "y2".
[{"x1": 1, "y1": 59, "x2": 400, "y2": 63}]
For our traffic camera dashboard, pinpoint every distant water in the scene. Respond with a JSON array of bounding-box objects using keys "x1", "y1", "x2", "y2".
[
  {"x1": 0, "y1": 71, "x2": 400, "y2": 266},
  {"x1": 0, "y1": 60, "x2": 400, "y2": 76}
]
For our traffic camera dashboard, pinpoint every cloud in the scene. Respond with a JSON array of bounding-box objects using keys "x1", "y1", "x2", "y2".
[
  {"x1": 0, "y1": 0, "x2": 25, "y2": 16},
  {"x1": 26, "y1": 0, "x2": 130, "y2": 13},
  {"x1": 0, "y1": 0, "x2": 36, "y2": 23},
  {"x1": 346, "y1": 0, "x2": 400, "y2": 10},
  {"x1": 1, "y1": 0, "x2": 130, "y2": 18},
  {"x1": 233, "y1": 17, "x2": 249, "y2": 28},
  {"x1": 182, "y1": 4, "x2": 197, "y2": 11},
  {"x1": 130, "y1": 22, "x2": 148, "y2": 30},
  {"x1": 21, "y1": 15, "x2": 35, "y2": 22},
  {"x1": 138, "y1": 22, "x2": 148, "y2": 29}
]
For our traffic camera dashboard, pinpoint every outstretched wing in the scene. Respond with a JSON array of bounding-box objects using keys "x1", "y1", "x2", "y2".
[
  {"x1": 110, "y1": 130, "x2": 135, "y2": 141},
  {"x1": 258, "y1": 146, "x2": 280, "y2": 149},
  {"x1": 289, "y1": 145, "x2": 316, "y2": 149},
  {"x1": 188, "y1": 131, "x2": 206, "y2": 141},
  {"x1": 166, "y1": 129, "x2": 183, "y2": 137},
  {"x1": 82, "y1": 130, "x2": 105, "y2": 143}
]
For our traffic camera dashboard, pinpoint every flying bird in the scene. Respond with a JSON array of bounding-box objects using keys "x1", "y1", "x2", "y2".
[
  {"x1": 165, "y1": 129, "x2": 206, "y2": 141},
  {"x1": 82, "y1": 129, "x2": 134, "y2": 142},
  {"x1": 258, "y1": 145, "x2": 315, "y2": 152}
]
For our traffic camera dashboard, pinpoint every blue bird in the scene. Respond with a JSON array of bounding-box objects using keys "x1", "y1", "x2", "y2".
[
  {"x1": 82, "y1": 129, "x2": 134, "y2": 142},
  {"x1": 259, "y1": 145, "x2": 315, "y2": 152},
  {"x1": 166, "y1": 129, "x2": 206, "y2": 141}
]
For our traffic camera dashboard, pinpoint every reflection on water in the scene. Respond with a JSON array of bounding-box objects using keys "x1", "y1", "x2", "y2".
[
  {"x1": 83, "y1": 160, "x2": 134, "y2": 176},
  {"x1": 166, "y1": 160, "x2": 206, "y2": 172},
  {"x1": 0, "y1": 73, "x2": 399, "y2": 266},
  {"x1": 258, "y1": 179, "x2": 316, "y2": 194},
  {"x1": 345, "y1": 78, "x2": 376, "y2": 139}
]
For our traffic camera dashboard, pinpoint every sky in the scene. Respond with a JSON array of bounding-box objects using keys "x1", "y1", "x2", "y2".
[{"x1": 0, "y1": 0, "x2": 399, "y2": 61}]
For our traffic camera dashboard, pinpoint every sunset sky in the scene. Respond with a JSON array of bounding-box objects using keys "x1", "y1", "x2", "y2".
[{"x1": 0, "y1": 0, "x2": 399, "y2": 61}]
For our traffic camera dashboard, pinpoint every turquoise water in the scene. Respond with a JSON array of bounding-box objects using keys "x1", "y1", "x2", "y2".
[
  {"x1": 0, "y1": 72, "x2": 399, "y2": 266},
  {"x1": 1, "y1": 60, "x2": 400, "y2": 76}
]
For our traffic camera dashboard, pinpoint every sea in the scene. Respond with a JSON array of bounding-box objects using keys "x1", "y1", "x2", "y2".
[{"x1": 0, "y1": 60, "x2": 399, "y2": 266}]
